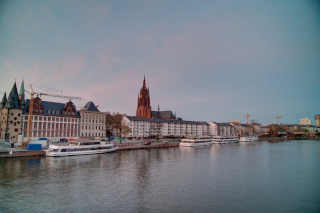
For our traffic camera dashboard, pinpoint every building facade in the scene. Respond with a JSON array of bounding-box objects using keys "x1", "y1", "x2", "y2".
[
  {"x1": 209, "y1": 122, "x2": 236, "y2": 136},
  {"x1": 0, "y1": 81, "x2": 25, "y2": 142},
  {"x1": 300, "y1": 118, "x2": 311, "y2": 125},
  {"x1": 79, "y1": 101, "x2": 106, "y2": 138},
  {"x1": 315, "y1": 115, "x2": 320, "y2": 127},
  {"x1": 22, "y1": 97, "x2": 80, "y2": 142},
  {"x1": 123, "y1": 116, "x2": 209, "y2": 138}
]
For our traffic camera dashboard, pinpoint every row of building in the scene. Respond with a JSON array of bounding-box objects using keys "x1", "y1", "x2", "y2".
[{"x1": 1, "y1": 78, "x2": 320, "y2": 143}]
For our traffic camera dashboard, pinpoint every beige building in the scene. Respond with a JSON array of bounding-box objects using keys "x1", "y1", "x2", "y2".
[
  {"x1": 300, "y1": 118, "x2": 311, "y2": 125},
  {"x1": 315, "y1": 115, "x2": 320, "y2": 127},
  {"x1": 79, "y1": 102, "x2": 106, "y2": 138},
  {"x1": 0, "y1": 81, "x2": 25, "y2": 142},
  {"x1": 209, "y1": 122, "x2": 236, "y2": 136}
]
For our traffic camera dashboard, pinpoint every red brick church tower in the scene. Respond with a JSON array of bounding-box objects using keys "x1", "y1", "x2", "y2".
[{"x1": 136, "y1": 76, "x2": 152, "y2": 119}]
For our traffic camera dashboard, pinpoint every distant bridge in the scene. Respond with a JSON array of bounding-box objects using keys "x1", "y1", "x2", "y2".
[{"x1": 278, "y1": 132, "x2": 320, "y2": 140}]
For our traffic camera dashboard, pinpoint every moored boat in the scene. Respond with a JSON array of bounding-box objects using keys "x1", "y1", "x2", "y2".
[
  {"x1": 211, "y1": 136, "x2": 239, "y2": 144},
  {"x1": 45, "y1": 140, "x2": 117, "y2": 157},
  {"x1": 239, "y1": 136, "x2": 259, "y2": 142},
  {"x1": 180, "y1": 137, "x2": 212, "y2": 147}
]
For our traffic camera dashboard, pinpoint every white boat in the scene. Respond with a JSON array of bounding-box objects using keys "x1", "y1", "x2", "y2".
[
  {"x1": 180, "y1": 137, "x2": 212, "y2": 147},
  {"x1": 211, "y1": 136, "x2": 239, "y2": 144},
  {"x1": 239, "y1": 136, "x2": 259, "y2": 142},
  {"x1": 45, "y1": 140, "x2": 118, "y2": 157}
]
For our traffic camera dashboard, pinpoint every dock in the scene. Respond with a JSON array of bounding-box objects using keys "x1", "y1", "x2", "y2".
[{"x1": 0, "y1": 142, "x2": 180, "y2": 158}]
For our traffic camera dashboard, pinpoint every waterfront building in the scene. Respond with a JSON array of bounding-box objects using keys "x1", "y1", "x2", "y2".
[
  {"x1": 22, "y1": 97, "x2": 80, "y2": 142},
  {"x1": 123, "y1": 116, "x2": 209, "y2": 138},
  {"x1": 0, "y1": 80, "x2": 25, "y2": 142},
  {"x1": 315, "y1": 115, "x2": 320, "y2": 127},
  {"x1": 261, "y1": 126, "x2": 269, "y2": 135},
  {"x1": 209, "y1": 122, "x2": 236, "y2": 136},
  {"x1": 78, "y1": 101, "x2": 106, "y2": 138},
  {"x1": 230, "y1": 122, "x2": 253, "y2": 136},
  {"x1": 280, "y1": 124, "x2": 295, "y2": 133},
  {"x1": 300, "y1": 118, "x2": 311, "y2": 125}
]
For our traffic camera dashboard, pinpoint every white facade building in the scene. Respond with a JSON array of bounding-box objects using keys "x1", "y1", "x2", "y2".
[{"x1": 122, "y1": 116, "x2": 209, "y2": 138}]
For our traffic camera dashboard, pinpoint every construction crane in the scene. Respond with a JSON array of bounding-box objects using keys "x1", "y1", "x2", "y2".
[
  {"x1": 271, "y1": 115, "x2": 282, "y2": 125},
  {"x1": 23, "y1": 84, "x2": 81, "y2": 146},
  {"x1": 243, "y1": 113, "x2": 250, "y2": 124}
]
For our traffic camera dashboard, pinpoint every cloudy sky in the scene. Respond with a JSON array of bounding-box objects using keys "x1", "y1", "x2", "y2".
[{"x1": 0, "y1": 0, "x2": 319, "y2": 125}]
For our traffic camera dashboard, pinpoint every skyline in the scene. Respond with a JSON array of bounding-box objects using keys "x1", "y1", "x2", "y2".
[{"x1": 1, "y1": 0, "x2": 319, "y2": 125}]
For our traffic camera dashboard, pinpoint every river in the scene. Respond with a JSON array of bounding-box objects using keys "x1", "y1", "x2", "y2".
[{"x1": 0, "y1": 140, "x2": 319, "y2": 213}]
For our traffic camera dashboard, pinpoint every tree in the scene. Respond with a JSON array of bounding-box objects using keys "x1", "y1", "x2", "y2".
[
  {"x1": 105, "y1": 112, "x2": 129, "y2": 143},
  {"x1": 267, "y1": 124, "x2": 279, "y2": 136}
]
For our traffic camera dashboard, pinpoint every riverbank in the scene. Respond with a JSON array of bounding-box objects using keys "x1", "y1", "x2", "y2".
[{"x1": 0, "y1": 142, "x2": 180, "y2": 158}]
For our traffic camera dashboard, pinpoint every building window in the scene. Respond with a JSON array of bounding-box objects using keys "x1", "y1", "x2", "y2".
[
  {"x1": 48, "y1": 110, "x2": 50, "y2": 114},
  {"x1": 40, "y1": 110, "x2": 42, "y2": 113},
  {"x1": 44, "y1": 117, "x2": 46, "y2": 121},
  {"x1": 48, "y1": 117, "x2": 51, "y2": 121},
  {"x1": 11, "y1": 113, "x2": 13, "y2": 116},
  {"x1": 56, "y1": 111, "x2": 59, "y2": 115},
  {"x1": 14, "y1": 128, "x2": 18, "y2": 132},
  {"x1": 35, "y1": 109, "x2": 38, "y2": 113}
]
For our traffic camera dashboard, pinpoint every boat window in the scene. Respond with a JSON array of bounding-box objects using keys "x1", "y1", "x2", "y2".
[
  {"x1": 53, "y1": 149, "x2": 59, "y2": 152},
  {"x1": 61, "y1": 149, "x2": 66, "y2": 152}
]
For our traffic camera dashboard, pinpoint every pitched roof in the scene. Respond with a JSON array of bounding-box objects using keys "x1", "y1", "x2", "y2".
[
  {"x1": 24, "y1": 99, "x2": 80, "y2": 117},
  {"x1": 83, "y1": 101, "x2": 100, "y2": 112},
  {"x1": 126, "y1": 116, "x2": 208, "y2": 125},
  {"x1": 6, "y1": 82, "x2": 20, "y2": 109},
  {"x1": 19, "y1": 80, "x2": 25, "y2": 96},
  {"x1": 151, "y1": 110, "x2": 176, "y2": 119},
  {"x1": 0, "y1": 92, "x2": 7, "y2": 109}
]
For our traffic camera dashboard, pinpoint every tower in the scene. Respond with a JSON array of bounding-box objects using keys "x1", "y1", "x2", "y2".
[{"x1": 136, "y1": 75, "x2": 152, "y2": 119}]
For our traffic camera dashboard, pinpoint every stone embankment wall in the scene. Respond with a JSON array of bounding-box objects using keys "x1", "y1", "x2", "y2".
[
  {"x1": 0, "y1": 150, "x2": 45, "y2": 158},
  {"x1": 117, "y1": 142, "x2": 179, "y2": 151}
]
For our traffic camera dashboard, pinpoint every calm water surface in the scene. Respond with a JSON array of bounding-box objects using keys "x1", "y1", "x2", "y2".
[{"x1": 0, "y1": 140, "x2": 319, "y2": 213}]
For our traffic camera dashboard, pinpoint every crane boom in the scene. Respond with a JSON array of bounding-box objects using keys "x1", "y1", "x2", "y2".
[
  {"x1": 243, "y1": 113, "x2": 250, "y2": 124},
  {"x1": 271, "y1": 115, "x2": 282, "y2": 125}
]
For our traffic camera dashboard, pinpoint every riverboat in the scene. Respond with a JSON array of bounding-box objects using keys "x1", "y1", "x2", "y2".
[
  {"x1": 239, "y1": 136, "x2": 259, "y2": 142},
  {"x1": 45, "y1": 140, "x2": 117, "y2": 157},
  {"x1": 180, "y1": 137, "x2": 212, "y2": 147},
  {"x1": 211, "y1": 136, "x2": 239, "y2": 144}
]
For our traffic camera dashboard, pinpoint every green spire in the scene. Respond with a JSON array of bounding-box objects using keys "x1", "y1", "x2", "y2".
[{"x1": 19, "y1": 79, "x2": 25, "y2": 96}]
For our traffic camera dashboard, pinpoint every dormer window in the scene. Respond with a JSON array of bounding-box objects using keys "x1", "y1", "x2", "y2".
[
  {"x1": 52, "y1": 110, "x2": 54, "y2": 114},
  {"x1": 48, "y1": 110, "x2": 51, "y2": 114},
  {"x1": 35, "y1": 109, "x2": 38, "y2": 113},
  {"x1": 40, "y1": 110, "x2": 42, "y2": 113},
  {"x1": 56, "y1": 111, "x2": 59, "y2": 115}
]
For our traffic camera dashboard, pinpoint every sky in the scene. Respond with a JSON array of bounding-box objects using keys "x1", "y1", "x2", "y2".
[{"x1": 0, "y1": 0, "x2": 319, "y2": 126}]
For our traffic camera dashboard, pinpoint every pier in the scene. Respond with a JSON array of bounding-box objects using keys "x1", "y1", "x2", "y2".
[{"x1": 0, "y1": 142, "x2": 180, "y2": 158}]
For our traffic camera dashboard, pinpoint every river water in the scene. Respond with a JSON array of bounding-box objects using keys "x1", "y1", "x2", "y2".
[{"x1": 0, "y1": 140, "x2": 319, "y2": 213}]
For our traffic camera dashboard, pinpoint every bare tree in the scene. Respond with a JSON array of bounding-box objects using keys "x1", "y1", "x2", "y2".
[
  {"x1": 267, "y1": 124, "x2": 279, "y2": 136},
  {"x1": 105, "y1": 112, "x2": 129, "y2": 143}
]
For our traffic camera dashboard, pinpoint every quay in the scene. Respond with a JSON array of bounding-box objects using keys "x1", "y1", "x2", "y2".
[{"x1": 0, "y1": 142, "x2": 180, "y2": 158}]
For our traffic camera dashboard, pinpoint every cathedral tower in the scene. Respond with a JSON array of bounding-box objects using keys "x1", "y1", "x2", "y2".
[{"x1": 136, "y1": 75, "x2": 152, "y2": 119}]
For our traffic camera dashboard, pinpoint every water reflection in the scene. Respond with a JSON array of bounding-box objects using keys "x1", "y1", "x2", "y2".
[{"x1": 0, "y1": 141, "x2": 319, "y2": 213}]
